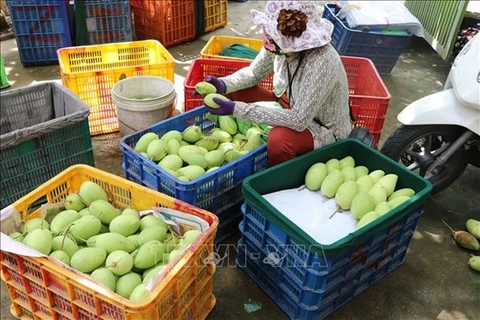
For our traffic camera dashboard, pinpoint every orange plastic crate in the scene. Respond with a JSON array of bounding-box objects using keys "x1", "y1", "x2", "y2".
[
  {"x1": 131, "y1": 0, "x2": 196, "y2": 47},
  {"x1": 57, "y1": 40, "x2": 175, "y2": 136},
  {"x1": 204, "y1": 0, "x2": 228, "y2": 32},
  {"x1": 200, "y1": 36, "x2": 263, "y2": 61},
  {"x1": 1, "y1": 165, "x2": 218, "y2": 320}
]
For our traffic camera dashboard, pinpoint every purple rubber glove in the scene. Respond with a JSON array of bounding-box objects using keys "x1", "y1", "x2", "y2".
[
  {"x1": 193, "y1": 75, "x2": 227, "y2": 95},
  {"x1": 205, "y1": 75, "x2": 226, "y2": 94},
  {"x1": 207, "y1": 98, "x2": 235, "y2": 115}
]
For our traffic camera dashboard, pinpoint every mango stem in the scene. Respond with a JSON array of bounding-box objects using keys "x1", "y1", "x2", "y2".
[{"x1": 442, "y1": 219, "x2": 456, "y2": 236}]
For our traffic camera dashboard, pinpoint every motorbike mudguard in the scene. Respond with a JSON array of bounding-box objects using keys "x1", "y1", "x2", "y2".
[{"x1": 397, "y1": 89, "x2": 480, "y2": 135}]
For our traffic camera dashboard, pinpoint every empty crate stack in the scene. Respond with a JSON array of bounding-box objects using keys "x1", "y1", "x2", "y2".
[
  {"x1": 131, "y1": 0, "x2": 196, "y2": 47},
  {"x1": 6, "y1": 0, "x2": 72, "y2": 66},
  {"x1": 202, "y1": 0, "x2": 228, "y2": 35},
  {"x1": 74, "y1": 0, "x2": 133, "y2": 45}
]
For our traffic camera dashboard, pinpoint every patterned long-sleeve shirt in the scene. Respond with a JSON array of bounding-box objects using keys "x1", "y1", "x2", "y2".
[{"x1": 220, "y1": 44, "x2": 351, "y2": 149}]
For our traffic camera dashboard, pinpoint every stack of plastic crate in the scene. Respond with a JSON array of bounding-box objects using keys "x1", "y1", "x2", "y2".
[
  {"x1": 74, "y1": 0, "x2": 133, "y2": 45},
  {"x1": 6, "y1": 0, "x2": 72, "y2": 66},
  {"x1": 131, "y1": 0, "x2": 196, "y2": 47}
]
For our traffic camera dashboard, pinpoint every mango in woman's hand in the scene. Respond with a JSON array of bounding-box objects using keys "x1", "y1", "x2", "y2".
[
  {"x1": 195, "y1": 82, "x2": 217, "y2": 95},
  {"x1": 204, "y1": 93, "x2": 230, "y2": 109}
]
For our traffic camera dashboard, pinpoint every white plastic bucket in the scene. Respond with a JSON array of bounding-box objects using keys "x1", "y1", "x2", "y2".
[{"x1": 112, "y1": 76, "x2": 177, "y2": 137}]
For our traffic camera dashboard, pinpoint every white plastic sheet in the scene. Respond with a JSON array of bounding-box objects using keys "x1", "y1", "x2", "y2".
[
  {"x1": 335, "y1": 1, "x2": 424, "y2": 37},
  {"x1": 262, "y1": 187, "x2": 357, "y2": 245}
]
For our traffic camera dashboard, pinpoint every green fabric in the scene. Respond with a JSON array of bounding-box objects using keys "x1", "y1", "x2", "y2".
[
  {"x1": 0, "y1": 55, "x2": 10, "y2": 89},
  {"x1": 74, "y1": 0, "x2": 89, "y2": 46},
  {"x1": 219, "y1": 44, "x2": 259, "y2": 60}
]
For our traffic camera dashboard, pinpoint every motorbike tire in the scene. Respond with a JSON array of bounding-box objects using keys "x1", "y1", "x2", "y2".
[{"x1": 380, "y1": 125, "x2": 469, "y2": 193}]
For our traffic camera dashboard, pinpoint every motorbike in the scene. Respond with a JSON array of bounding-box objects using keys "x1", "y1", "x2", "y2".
[{"x1": 380, "y1": 33, "x2": 480, "y2": 193}]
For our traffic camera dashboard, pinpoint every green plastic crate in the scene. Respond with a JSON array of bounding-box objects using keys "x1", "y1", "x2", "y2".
[
  {"x1": 1, "y1": 82, "x2": 94, "y2": 209},
  {"x1": 242, "y1": 138, "x2": 433, "y2": 256},
  {"x1": 0, "y1": 55, "x2": 10, "y2": 89}
]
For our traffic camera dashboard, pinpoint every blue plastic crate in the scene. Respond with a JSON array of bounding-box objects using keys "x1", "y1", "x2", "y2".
[
  {"x1": 322, "y1": 4, "x2": 412, "y2": 75},
  {"x1": 215, "y1": 204, "x2": 243, "y2": 244},
  {"x1": 236, "y1": 203, "x2": 423, "y2": 319},
  {"x1": 120, "y1": 106, "x2": 268, "y2": 217},
  {"x1": 7, "y1": 0, "x2": 72, "y2": 66},
  {"x1": 82, "y1": 0, "x2": 133, "y2": 44}
]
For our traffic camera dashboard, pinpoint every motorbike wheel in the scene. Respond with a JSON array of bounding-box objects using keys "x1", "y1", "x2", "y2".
[{"x1": 380, "y1": 125, "x2": 469, "y2": 193}]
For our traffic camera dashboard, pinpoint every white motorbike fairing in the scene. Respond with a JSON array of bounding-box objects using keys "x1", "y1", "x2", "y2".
[{"x1": 397, "y1": 89, "x2": 480, "y2": 135}]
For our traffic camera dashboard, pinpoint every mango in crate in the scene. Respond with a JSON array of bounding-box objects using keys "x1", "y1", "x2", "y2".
[
  {"x1": 339, "y1": 156, "x2": 355, "y2": 169},
  {"x1": 341, "y1": 167, "x2": 356, "y2": 181},
  {"x1": 147, "y1": 140, "x2": 168, "y2": 161},
  {"x1": 375, "y1": 202, "x2": 391, "y2": 216},
  {"x1": 195, "y1": 136, "x2": 220, "y2": 151},
  {"x1": 374, "y1": 174, "x2": 398, "y2": 197},
  {"x1": 354, "y1": 166, "x2": 369, "y2": 179},
  {"x1": 335, "y1": 180, "x2": 359, "y2": 210},
  {"x1": 304, "y1": 162, "x2": 328, "y2": 191},
  {"x1": 369, "y1": 169, "x2": 385, "y2": 183},
  {"x1": 159, "y1": 154, "x2": 183, "y2": 171},
  {"x1": 356, "y1": 175, "x2": 374, "y2": 193},
  {"x1": 49, "y1": 250, "x2": 70, "y2": 266},
  {"x1": 109, "y1": 214, "x2": 140, "y2": 237},
  {"x1": 23, "y1": 229, "x2": 52, "y2": 255},
  {"x1": 320, "y1": 169, "x2": 344, "y2": 198},
  {"x1": 70, "y1": 247, "x2": 107, "y2": 273},
  {"x1": 356, "y1": 211, "x2": 380, "y2": 229},
  {"x1": 23, "y1": 218, "x2": 50, "y2": 233},
  {"x1": 167, "y1": 139, "x2": 181, "y2": 155},
  {"x1": 219, "y1": 116, "x2": 238, "y2": 135},
  {"x1": 91, "y1": 268, "x2": 116, "y2": 291},
  {"x1": 134, "y1": 132, "x2": 159, "y2": 153},
  {"x1": 182, "y1": 125, "x2": 202, "y2": 143},
  {"x1": 368, "y1": 184, "x2": 388, "y2": 207},
  {"x1": 388, "y1": 188, "x2": 415, "y2": 201},
  {"x1": 70, "y1": 215, "x2": 102, "y2": 244},
  {"x1": 116, "y1": 272, "x2": 142, "y2": 298},
  {"x1": 160, "y1": 130, "x2": 182, "y2": 144},
  {"x1": 79, "y1": 181, "x2": 109, "y2": 205},
  {"x1": 351, "y1": 192, "x2": 375, "y2": 220},
  {"x1": 326, "y1": 158, "x2": 340, "y2": 173},
  {"x1": 106, "y1": 250, "x2": 134, "y2": 276},
  {"x1": 211, "y1": 128, "x2": 232, "y2": 143}
]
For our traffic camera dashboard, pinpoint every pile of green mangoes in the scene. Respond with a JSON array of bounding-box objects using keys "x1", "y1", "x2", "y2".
[
  {"x1": 304, "y1": 156, "x2": 416, "y2": 230},
  {"x1": 133, "y1": 113, "x2": 271, "y2": 182},
  {"x1": 8, "y1": 181, "x2": 203, "y2": 301},
  {"x1": 442, "y1": 219, "x2": 480, "y2": 272}
]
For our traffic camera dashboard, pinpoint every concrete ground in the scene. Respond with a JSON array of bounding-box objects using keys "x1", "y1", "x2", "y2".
[{"x1": 1, "y1": 1, "x2": 479, "y2": 319}]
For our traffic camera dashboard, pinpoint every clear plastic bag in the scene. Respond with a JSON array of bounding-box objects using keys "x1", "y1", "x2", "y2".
[{"x1": 335, "y1": 1, "x2": 424, "y2": 37}]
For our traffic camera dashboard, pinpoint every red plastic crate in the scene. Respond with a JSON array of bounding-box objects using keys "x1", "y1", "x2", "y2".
[
  {"x1": 341, "y1": 56, "x2": 391, "y2": 145},
  {"x1": 184, "y1": 56, "x2": 390, "y2": 145},
  {"x1": 131, "y1": 0, "x2": 196, "y2": 47},
  {"x1": 183, "y1": 58, "x2": 274, "y2": 112}
]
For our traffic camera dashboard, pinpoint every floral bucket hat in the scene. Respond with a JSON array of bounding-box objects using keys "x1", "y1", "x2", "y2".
[{"x1": 251, "y1": 1, "x2": 334, "y2": 52}]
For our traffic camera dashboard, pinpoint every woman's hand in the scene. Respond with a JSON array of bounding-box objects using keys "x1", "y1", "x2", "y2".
[
  {"x1": 207, "y1": 98, "x2": 235, "y2": 115},
  {"x1": 194, "y1": 75, "x2": 227, "y2": 95}
]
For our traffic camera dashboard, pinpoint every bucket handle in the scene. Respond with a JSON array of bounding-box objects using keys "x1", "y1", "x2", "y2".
[{"x1": 119, "y1": 73, "x2": 127, "y2": 81}]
